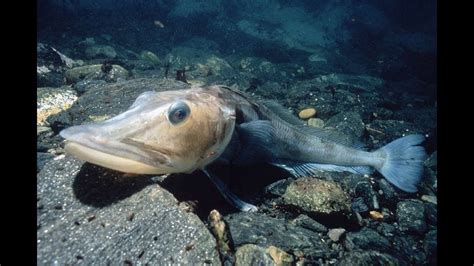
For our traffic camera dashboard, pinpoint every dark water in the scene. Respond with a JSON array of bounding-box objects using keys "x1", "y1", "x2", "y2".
[{"x1": 37, "y1": 0, "x2": 436, "y2": 98}]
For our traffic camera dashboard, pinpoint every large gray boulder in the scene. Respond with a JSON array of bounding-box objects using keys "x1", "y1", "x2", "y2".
[{"x1": 37, "y1": 157, "x2": 220, "y2": 264}]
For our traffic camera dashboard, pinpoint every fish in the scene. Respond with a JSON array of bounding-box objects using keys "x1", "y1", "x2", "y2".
[{"x1": 60, "y1": 85, "x2": 427, "y2": 211}]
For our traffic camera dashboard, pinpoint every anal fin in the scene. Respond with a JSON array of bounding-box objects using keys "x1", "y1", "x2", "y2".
[{"x1": 272, "y1": 160, "x2": 374, "y2": 177}]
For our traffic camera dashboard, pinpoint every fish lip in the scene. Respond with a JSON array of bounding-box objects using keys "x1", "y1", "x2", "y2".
[
  {"x1": 60, "y1": 126, "x2": 167, "y2": 171},
  {"x1": 63, "y1": 141, "x2": 167, "y2": 174},
  {"x1": 63, "y1": 139, "x2": 163, "y2": 169}
]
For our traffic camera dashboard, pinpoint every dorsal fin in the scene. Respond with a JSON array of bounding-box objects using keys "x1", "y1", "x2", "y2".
[{"x1": 260, "y1": 100, "x2": 305, "y2": 125}]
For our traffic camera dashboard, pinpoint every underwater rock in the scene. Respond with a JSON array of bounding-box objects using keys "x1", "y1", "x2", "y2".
[
  {"x1": 325, "y1": 111, "x2": 365, "y2": 139},
  {"x1": 105, "y1": 64, "x2": 129, "y2": 82},
  {"x1": 164, "y1": 47, "x2": 207, "y2": 69},
  {"x1": 238, "y1": 57, "x2": 279, "y2": 80},
  {"x1": 79, "y1": 37, "x2": 96, "y2": 46},
  {"x1": 37, "y1": 43, "x2": 75, "y2": 68},
  {"x1": 307, "y1": 118, "x2": 324, "y2": 128},
  {"x1": 164, "y1": 47, "x2": 237, "y2": 83},
  {"x1": 225, "y1": 212, "x2": 330, "y2": 258},
  {"x1": 351, "y1": 197, "x2": 368, "y2": 213},
  {"x1": 37, "y1": 86, "x2": 78, "y2": 126},
  {"x1": 37, "y1": 130, "x2": 63, "y2": 154},
  {"x1": 234, "y1": 244, "x2": 275, "y2": 266},
  {"x1": 37, "y1": 152, "x2": 55, "y2": 173},
  {"x1": 424, "y1": 230, "x2": 437, "y2": 264},
  {"x1": 328, "y1": 228, "x2": 346, "y2": 242},
  {"x1": 37, "y1": 126, "x2": 52, "y2": 136},
  {"x1": 37, "y1": 157, "x2": 220, "y2": 265},
  {"x1": 126, "y1": 60, "x2": 157, "y2": 71},
  {"x1": 392, "y1": 235, "x2": 427, "y2": 265},
  {"x1": 424, "y1": 167, "x2": 437, "y2": 194},
  {"x1": 344, "y1": 228, "x2": 391, "y2": 252},
  {"x1": 366, "y1": 119, "x2": 425, "y2": 145},
  {"x1": 424, "y1": 202, "x2": 437, "y2": 226},
  {"x1": 283, "y1": 178, "x2": 351, "y2": 214},
  {"x1": 290, "y1": 214, "x2": 327, "y2": 233},
  {"x1": 314, "y1": 73, "x2": 384, "y2": 91},
  {"x1": 65, "y1": 64, "x2": 128, "y2": 83},
  {"x1": 200, "y1": 56, "x2": 234, "y2": 77},
  {"x1": 65, "y1": 64, "x2": 104, "y2": 83},
  {"x1": 378, "y1": 179, "x2": 398, "y2": 205},
  {"x1": 196, "y1": 63, "x2": 213, "y2": 77},
  {"x1": 37, "y1": 43, "x2": 77, "y2": 87},
  {"x1": 46, "y1": 109, "x2": 73, "y2": 134},
  {"x1": 286, "y1": 78, "x2": 382, "y2": 121},
  {"x1": 308, "y1": 53, "x2": 327, "y2": 63},
  {"x1": 298, "y1": 108, "x2": 316, "y2": 119},
  {"x1": 37, "y1": 66, "x2": 65, "y2": 87},
  {"x1": 422, "y1": 151, "x2": 437, "y2": 192},
  {"x1": 338, "y1": 250, "x2": 398, "y2": 266},
  {"x1": 264, "y1": 178, "x2": 294, "y2": 197},
  {"x1": 396, "y1": 200, "x2": 427, "y2": 234},
  {"x1": 352, "y1": 180, "x2": 378, "y2": 210},
  {"x1": 376, "y1": 222, "x2": 396, "y2": 238},
  {"x1": 266, "y1": 246, "x2": 294, "y2": 265},
  {"x1": 421, "y1": 195, "x2": 437, "y2": 205},
  {"x1": 139, "y1": 51, "x2": 160, "y2": 65},
  {"x1": 85, "y1": 45, "x2": 117, "y2": 59},
  {"x1": 73, "y1": 79, "x2": 107, "y2": 95},
  {"x1": 424, "y1": 151, "x2": 437, "y2": 169}
]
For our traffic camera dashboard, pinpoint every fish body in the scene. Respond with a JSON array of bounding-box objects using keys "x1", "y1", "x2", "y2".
[{"x1": 60, "y1": 85, "x2": 427, "y2": 210}]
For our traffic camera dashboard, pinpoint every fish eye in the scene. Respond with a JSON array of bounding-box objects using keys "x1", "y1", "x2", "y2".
[{"x1": 168, "y1": 101, "x2": 190, "y2": 125}]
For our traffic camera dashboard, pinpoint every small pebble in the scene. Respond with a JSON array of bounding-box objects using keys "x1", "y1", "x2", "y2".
[
  {"x1": 421, "y1": 195, "x2": 437, "y2": 205},
  {"x1": 369, "y1": 211, "x2": 384, "y2": 220},
  {"x1": 298, "y1": 108, "x2": 317, "y2": 119},
  {"x1": 308, "y1": 118, "x2": 325, "y2": 128},
  {"x1": 328, "y1": 228, "x2": 346, "y2": 242}
]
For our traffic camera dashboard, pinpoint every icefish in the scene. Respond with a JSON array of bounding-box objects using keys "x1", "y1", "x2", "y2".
[{"x1": 60, "y1": 86, "x2": 427, "y2": 211}]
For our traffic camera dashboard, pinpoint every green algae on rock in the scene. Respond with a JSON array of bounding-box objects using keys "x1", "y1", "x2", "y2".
[
  {"x1": 235, "y1": 244, "x2": 275, "y2": 266},
  {"x1": 283, "y1": 178, "x2": 351, "y2": 214}
]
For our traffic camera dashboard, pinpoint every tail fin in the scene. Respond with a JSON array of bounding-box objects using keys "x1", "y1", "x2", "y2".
[{"x1": 376, "y1": 134, "x2": 427, "y2": 192}]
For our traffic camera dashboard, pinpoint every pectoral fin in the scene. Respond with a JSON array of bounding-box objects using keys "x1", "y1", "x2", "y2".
[
  {"x1": 202, "y1": 168, "x2": 258, "y2": 212},
  {"x1": 233, "y1": 120, "x2": 275, "y2": 164}
]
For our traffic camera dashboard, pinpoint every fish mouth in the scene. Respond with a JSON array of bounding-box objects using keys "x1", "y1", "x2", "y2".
[{"x1": 60, "y1": 125, "x2": 170, "y2": 175}]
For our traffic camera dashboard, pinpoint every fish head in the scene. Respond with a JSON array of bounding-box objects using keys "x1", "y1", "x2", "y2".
[{"x1": 60, "y1": 88, "x2": 236, "y2": 174}]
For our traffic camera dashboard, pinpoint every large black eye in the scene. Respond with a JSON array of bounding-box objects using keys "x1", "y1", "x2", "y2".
[{"x1": 168, "y1": 101, "x2": 190, "y2": 125}]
